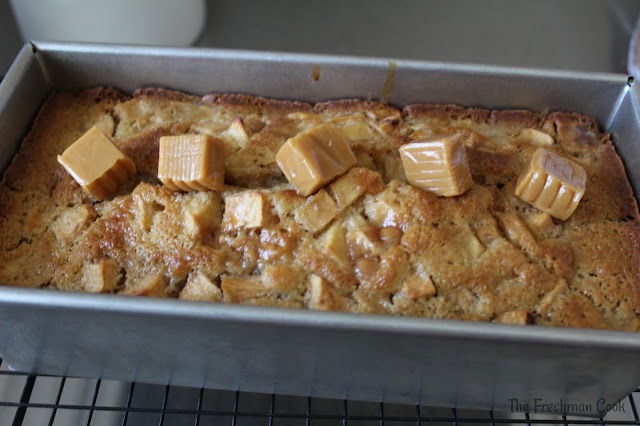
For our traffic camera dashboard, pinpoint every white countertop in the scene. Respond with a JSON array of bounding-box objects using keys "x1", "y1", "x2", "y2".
[{"x1": 1, "y1": 0, "x2": 639, "y2": 76}]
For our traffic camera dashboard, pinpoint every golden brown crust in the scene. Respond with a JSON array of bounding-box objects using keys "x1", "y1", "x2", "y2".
[
  {"x1": 0, "y1": 88, "x2": 638, "y2": 331},
  {"x1": 403, "y1": 104, "x2": 491, "y2": 123},
  {"x1": 202, "y1": 93, "x2": 313, "y2": 112},
  {"x1": 315, "y1": 99, "x2": 400, "y2": 117},
  {"x1": 489, "y1": 110, "x2": 542, "y2": 128},
  {"x1": 133, "y1": 87, "x2": 201, "y2": 103}
]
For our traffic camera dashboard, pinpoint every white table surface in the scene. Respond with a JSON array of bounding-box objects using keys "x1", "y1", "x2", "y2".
[{"x1": 1, "y1": 0, "x2": 639, "y2": 77}]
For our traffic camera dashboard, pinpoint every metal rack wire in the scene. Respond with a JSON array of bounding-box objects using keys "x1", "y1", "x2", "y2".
[{"x1": 0, "y1": 357, "x2": 638, "y2": 426}]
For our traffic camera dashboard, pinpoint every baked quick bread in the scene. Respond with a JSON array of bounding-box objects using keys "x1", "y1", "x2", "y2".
[{"x1": 0, "y1": 87, "x2": 638, "y2": 331}]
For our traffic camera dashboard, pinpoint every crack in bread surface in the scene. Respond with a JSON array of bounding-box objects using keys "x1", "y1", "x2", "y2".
[{"x1": 0, "y1": 87, "x2": 639, "y2": 331}]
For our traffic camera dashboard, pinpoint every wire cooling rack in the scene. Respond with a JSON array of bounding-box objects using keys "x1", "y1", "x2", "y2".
[{"x1": 0, "y1": 358, "x2": 638, "y2": 426}]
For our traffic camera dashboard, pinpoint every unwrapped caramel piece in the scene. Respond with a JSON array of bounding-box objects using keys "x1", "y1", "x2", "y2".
[
  {"x1": 57, "y1": 126, "x2": 136, "y2": 200},
  {"x1": 276, "y1": 124, "x2": 356, "y2": 196},
  {"x1": 399, "y1": 134, "x2": 473, "y2": 197},
  {"x1": 514, "y1": 148, "x2": 586, "y2": 220},
  {"x1": 158, "y1": 134, "x2": 225, "y2": 192}
]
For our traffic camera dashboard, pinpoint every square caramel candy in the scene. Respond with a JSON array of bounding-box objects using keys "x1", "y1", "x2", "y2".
[
  {"x1": 399, "y1": 133, "x2": 473, "y2": 197},
  {"x1": 276, "y1": 124, "x2": 356, "y2": 196},
  {"x1": 158, "y1": 134, "x2": 225, "y2": 192},
  {"x1": 514, "y1": 148, "x2": 586, "y2": 220},
  {"x1": 57, "y1": 126, "x2": 136, "y2": 200}
]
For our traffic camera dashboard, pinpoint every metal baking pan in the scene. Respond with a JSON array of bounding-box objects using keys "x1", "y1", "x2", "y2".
[{"x1": 0, "y1": 41, "x2": 639, "y2": 417}]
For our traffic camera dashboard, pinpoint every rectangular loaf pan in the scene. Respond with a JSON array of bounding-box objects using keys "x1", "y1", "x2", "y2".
[{"x1": 0, "y1": 41, "x2": 639, "y2": 417}]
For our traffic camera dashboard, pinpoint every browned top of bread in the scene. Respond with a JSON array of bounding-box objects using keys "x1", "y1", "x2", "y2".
[{"x1": 0, "y1": 87, "x2": 638, "y2": 331}]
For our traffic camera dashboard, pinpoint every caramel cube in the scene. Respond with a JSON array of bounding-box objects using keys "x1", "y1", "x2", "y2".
[
  {"x1": 158, "y1": 134, "x2": 225, "y2": 192},
  {"x1": 223, "y1": 191, "x2": 271, "y2": 229},
  {"x1": 399, "y1": 134, "x2": 473, "y2": 197},
  {"x1": 514, "y1": 148, "x2": 586, "y2": 220},
  {"x1": 276, "y1": 124, "x2": 356, "y2": 196},
  {"x1": 57, "y1": 126, "x2": 136, "y2": 200}
]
